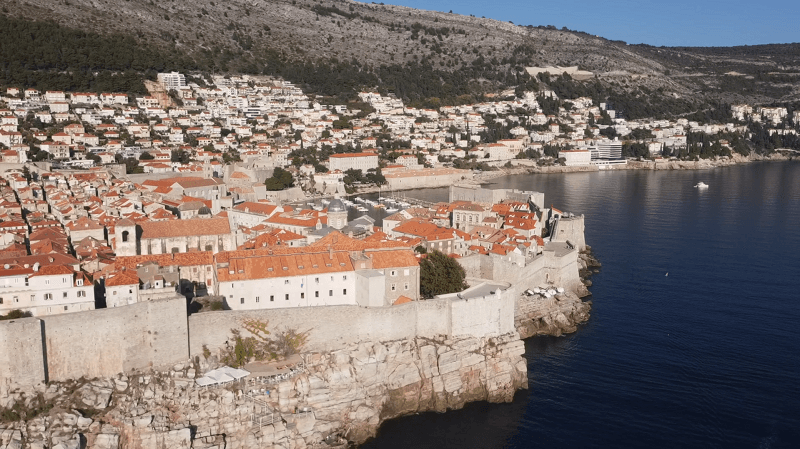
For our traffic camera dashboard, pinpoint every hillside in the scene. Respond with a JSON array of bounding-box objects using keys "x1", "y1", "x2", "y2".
[{"x1": 2, "y1": 0, "x2": 799, "y2": 117}]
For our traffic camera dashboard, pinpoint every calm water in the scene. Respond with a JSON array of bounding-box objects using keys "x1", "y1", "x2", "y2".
[{"x1": 361, "y1": 162, "x2": 800, "y2": 449}]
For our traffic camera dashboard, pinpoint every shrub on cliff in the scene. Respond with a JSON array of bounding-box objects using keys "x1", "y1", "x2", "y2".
[
  {"x1": 0, "y1": 309, "x2": 32, "y2": 321},
  {"x1": 419, "y1": 250, "x2": 468, "y2": 298}
]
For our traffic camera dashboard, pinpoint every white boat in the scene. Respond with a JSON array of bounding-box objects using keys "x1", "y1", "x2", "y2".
[
  {"x1": 356, "y1": 206, "x2": 368, "y2": 212},
  {"x1": 694, "y1": 182, "x2": 709, "y2": 189},
  {"x1": 385, "y1": 207, "x2": 398, "y2": 214}
]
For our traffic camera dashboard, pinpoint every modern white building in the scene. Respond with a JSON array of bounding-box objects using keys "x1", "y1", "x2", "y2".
[{"x1": 157, "y1": 72, "x2": 188, "y2": 91}]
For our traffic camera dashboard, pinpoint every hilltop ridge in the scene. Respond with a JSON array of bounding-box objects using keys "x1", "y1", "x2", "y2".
[{"x1": 2, "y1": 0, "x2": 799, "y2": 115}]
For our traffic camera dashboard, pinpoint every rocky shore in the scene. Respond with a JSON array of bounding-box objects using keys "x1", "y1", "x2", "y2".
[
  {"x1": 0, "y1": 333, "x2": 527, "y2": 449},
  {"x1": 513, "y1": 247, "x2": 600, "y2": 339}
]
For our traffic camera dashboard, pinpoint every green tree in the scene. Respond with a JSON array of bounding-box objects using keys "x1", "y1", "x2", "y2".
[
  {"x1": 264, "y1": 167, "x2": 295, "y2": 191},
  {"x1": 419, "y1": 250, "x2": 468, "y2": 298}
]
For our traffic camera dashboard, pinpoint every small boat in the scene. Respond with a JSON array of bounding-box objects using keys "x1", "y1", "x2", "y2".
[
  {"x1": 694, "y1": 182, "x2": 709, "y2": 189},
  {"x1": 356, "y1": 206, "x2": 368, "y2": 212},
  {"x1": 373, "y1": 204, "x2": 385, "y2": 209},
  {"x1": 385, "y1": 207, "x2": 398, "y2": 214}
]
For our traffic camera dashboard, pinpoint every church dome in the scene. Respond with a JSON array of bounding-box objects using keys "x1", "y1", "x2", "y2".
[{"x1": 328, "y1": 198, "x2": 346, "y2": 213}]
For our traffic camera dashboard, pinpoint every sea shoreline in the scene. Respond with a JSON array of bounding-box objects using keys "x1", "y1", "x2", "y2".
[{"x1": 352, "y1": 152, "x2": 798, "y2": 195}]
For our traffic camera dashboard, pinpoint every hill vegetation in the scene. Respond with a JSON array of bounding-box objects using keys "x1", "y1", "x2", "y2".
[{"x1": 1, "y1": 0, "x2": 798, "y2": 117}]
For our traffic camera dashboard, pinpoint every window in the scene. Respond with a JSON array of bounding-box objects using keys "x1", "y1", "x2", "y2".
[
  {"x1": 0, "y1": 297, "x2": 3, "y2": 304},
  {"x1": 122, "y1": 230, "x2": 129, "y2": 242},
  {"x1": 44, "y1": 293, "x2": 53, "y2": 300},
  {"x1": 207, "y1": 266, "x2": 212, "y2": 271},
  {"x1": 270, "y1": 295, "x2": 274, "y2": 302},
  {"x1": 284, "y1": 280, "x2": 289, "y2": 285},
  {"x1": 301, "y1": 292, "x2": 305, "y2": 299},
  {"x1": 285, "y1": 294, "x2": 289, "y2": 300},
  {"x1": 171, "y1": 247, "x2": 179, "y2": 253},
  {"x1": 113, "y1": 291, "x2": 118, "y2": 296},
  {"x1": 343, "y1": 289, "x2": 347, "y2": 295},
  {"x1": 256, "y1": 297, "x2": 260, "y2": 303},
  {"x1": 240, "y1": 298, "x2": 244, "y2": 304},
  {"x1": 404, "y1": 283, "x2": 409, "y2": 291},
  {"x1": 64, "y1": 305, "x2": 68, "y2": 311},
  {"x1": 391, "y1": 284, "x2": 396, "y2": 291},
  {"x1": 30, "y1": 295, "x2": 35, "y2": 301},
  {"x1": 329, "y1": 290, "x2": 333, "y2": 297},
  {"x1": 315, "y1": 277, "x2": 319, "y2": 283},
  {"x1": 77, "y1": 291, "x2": 86, "y2": 298},
  {"x1": 315, "y1": 291, "x2": 319, "y2": 298},
  {"x1": 342, "y1": 275, "x2": 347, "y2": 281},
  {"x1": 63, "y1": 292, "x2": 68, "y2": 298}
]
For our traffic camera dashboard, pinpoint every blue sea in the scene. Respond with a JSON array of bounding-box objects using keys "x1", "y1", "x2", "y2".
[{"x1": 360, "y1": 161, "x2": 800, "y2": 449}]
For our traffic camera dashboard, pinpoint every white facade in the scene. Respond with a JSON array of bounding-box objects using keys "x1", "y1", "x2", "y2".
[
  {"x1": 558, "y1": 149, "x2": 592, "y2": 166},
  {"x1": 220, "y1": 271, "x2": 356, "y2": 310},
  {"x1": 157, "y1": 72, "x2": 188, "y2": 91},
  {"x1": 328, "y1": 153, "x2": 378, "y2": 172},
  {"x1": 0, "y1": 267, "x2": 94, "y2": 317}
]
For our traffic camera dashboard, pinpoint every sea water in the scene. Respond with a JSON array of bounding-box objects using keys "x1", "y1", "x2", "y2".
[{"x1": 361, "y1": 161, "x2": 800, "y2": 449}]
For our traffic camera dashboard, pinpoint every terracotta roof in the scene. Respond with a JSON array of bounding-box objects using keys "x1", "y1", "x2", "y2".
[
  {"x1": 28, "y1": 264, "x2": 74, "y2": 277},
  {"x1": 116, "y1": 251, "x2": 213, "y2": 269},
  {"x1": 393, "y1": 295, "x2": 413, "y2": 305},
  {"x1": 233, "y1": 202, "x2": 279, "y2": 216},
  {"x1": 139, "y1": 217, "x2": 231, "y2": 239},
  {"x1": 368, "y1": 249, "x2": 418, "y2": 269},
  {"x1": 217, "y1": 251, "x2": 354, "y2": 282},
  {"x1": 106, "y1": 270, "x2": 140, "y2": 286}
]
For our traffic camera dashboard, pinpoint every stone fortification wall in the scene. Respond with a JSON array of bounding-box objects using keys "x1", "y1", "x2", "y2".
[
  {"x1": 0, "y1": 297, "x2": 190, "y2": 387},
  {"x1": 0, "y1": 318, "x2": 46, "y2": 390},
  {"x1": 386, "y1": 171, "x2": 470, "y2": 191},
  {"x1": 449, "y1": 186, "x2": 544, "y2": 209},
  {"x1": 43, "y1": 297, "x2": 189, "y2": 382},
  {"x1": 458, "y1": 247, "x2": 582, "y2": 295},
  {"x1": 552, "y1": 215, "x2": 586, "y2": 250},
  {"x1": 189, "y1": 291, "x2": 514, "y2": 356}
]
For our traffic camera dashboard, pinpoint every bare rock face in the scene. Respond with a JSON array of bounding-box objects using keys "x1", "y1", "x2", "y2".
[
  {"x1": 0, "y1": 333, "x2": 527, "y2": 448},
  {"x1": 515, "y1": 291, "x2": 592, "y2": 338}
]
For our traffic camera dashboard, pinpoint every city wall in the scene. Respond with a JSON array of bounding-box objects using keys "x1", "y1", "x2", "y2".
[
  {"x1": 0, "y1": 297, "x2": 189, "y2": 388},
  {"x1": 188, "y1": 289, "x2": 515, "y2": 356},
  {"x1": 1, "y1": 286, "x2": 515, "y2": 387},
  {"x1": 458, "y1": 246, "x2": 582, "y2": 295}
]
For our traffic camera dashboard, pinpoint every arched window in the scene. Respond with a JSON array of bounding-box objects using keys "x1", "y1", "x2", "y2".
[{"x1": 122, "y1": 230, "x2": 129, "y2": 242}]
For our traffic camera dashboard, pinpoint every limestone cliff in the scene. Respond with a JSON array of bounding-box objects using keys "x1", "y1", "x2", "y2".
[
  {"x1": 513, "y1": 247, "x2": 599, "y2": 338},
  {"x1": 0, "y1": 333, "x2": 527, "y2": 448}
]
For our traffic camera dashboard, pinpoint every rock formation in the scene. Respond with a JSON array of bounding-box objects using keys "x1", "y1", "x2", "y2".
[{"x1": 0, "y1": 333, "x2": 527, "y2": 448}]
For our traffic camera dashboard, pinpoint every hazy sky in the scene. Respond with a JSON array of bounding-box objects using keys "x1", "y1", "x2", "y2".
[{"x1": 384, "y1": 0, "x2": 797, "y2": 47}]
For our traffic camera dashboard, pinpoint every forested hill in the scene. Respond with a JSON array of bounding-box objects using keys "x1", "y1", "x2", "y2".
[{"x1": 1, "y1": 0, "x2": 798, "y2": 118}]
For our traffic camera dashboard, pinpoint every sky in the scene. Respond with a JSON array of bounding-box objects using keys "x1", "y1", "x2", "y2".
[{"x1": 384, "y1": 0, "x2": 798, "y2": 47}]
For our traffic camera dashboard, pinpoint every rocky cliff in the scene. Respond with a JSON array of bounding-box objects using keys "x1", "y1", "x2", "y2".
[
  {"x1": 513, "y1": 248, "x2": 599, "y2": 338},
  {"x1": 0, "y1": 333, "x2": 527, "y2": 449}
]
